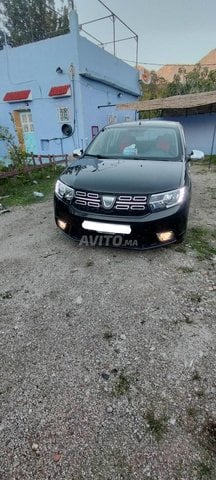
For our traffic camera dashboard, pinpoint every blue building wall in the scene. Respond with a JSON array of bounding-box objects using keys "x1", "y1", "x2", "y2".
[
  {"x1": 80, "y1": 77, "x2": 137, "y2": 147},
  {"x1": 78, "y1": 34, "x2": 139, "y2": 146},
  {"x1": 0, "y1": 10, "x2": 139, "y2": 163},
  {"x1": 159, "y1": 113, "x2": 216, "y2": 155},
  {"x1": 0, "y1": 33, "x2": 75, "y2": 159}
]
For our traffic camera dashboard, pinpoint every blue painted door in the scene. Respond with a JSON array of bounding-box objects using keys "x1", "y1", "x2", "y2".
[{"x1": 20, "y1": 111, "x2": 37, "y2": 154}]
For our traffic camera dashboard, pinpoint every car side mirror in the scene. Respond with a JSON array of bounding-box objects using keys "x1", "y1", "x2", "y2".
[
  {"x1": 73, "y1": 148, "x2": 83, "y2": 158},
  {"x1": 189, "y1": 150, "x2": 204, "y2": 161}
]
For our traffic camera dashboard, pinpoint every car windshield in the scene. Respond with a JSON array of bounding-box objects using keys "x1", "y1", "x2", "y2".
[{"x1": 86, "y1": 126, "x2": 182, "y2": 160}]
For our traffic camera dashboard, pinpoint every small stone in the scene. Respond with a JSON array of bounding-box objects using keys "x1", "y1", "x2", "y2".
[
  {"x1": 53, "y1": 452, "x2": 61, "y2": 462},
  {"x1": 120, "y1": 334, "x2": 126, "y2": 341},
  {"x1": 31, "y1": 443, "x2": 39, "y2": 451},
  {"x1": 135, "y1": 431, "x2": 142, "y2": 442},
  {"x1": 33, "y1": 191, "x2": 44, "y2": 198},
  {"x1": 107, "y1": 405, "x2": 113, "y2": 413},
  {"x1": 169, "y1": 417, "x2": 176, "y2": 426},
  {"x1": 160, "y1": 353, "x2": 167, "y2": 359},
  {"x1": 75, "y1": 296, "x2": 82, "y2": 305},
  {"x1": 0, "y1": 203, "x2": 10, "y2": 214},
  {"x1": 161, "y1": 391, "x2": 167, "y2": 398},
  {"x1": 114, "y1": 347, "x2": 120, "y2": 354},
  {"x1": 101, "y1": 372, "x2": 110, "y2": 381}
]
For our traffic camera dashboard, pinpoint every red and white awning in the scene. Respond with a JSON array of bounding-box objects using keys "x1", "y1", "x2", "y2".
[
  {"x1": 3, "y1": 90, "x2": 32, "y2": 102},
  {"x1": 48, "y1": 84, "x2": 71, "y2": 97}
]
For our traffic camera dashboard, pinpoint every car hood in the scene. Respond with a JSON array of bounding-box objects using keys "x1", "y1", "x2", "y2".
[{"x1": 60, "y1": 156, "x2": 184, "y2": 195}]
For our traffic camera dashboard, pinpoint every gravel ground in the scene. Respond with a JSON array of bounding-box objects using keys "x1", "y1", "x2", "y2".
[{"x1": 0, "y1": 166, "x2": 216, "y2": 480}]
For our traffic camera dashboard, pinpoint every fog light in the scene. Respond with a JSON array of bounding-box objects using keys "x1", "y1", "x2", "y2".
[
  {"x1": 156, "y1": 231, "x2": 174, "y2": 242},
  {"x1": 57, "y1": 219, "x2": 67, "y2": 231}
]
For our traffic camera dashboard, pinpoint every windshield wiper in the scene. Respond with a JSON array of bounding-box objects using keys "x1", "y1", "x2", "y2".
[
  {"x1": 84, "y1": 153, "x2": 108, "y2": 158},
  {"x1": 84, "y1": 154, "x2": 124, "y2": 159}
]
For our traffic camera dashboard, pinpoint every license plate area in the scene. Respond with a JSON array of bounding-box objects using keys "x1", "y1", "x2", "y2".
[{"x1": 82, "y1": 220, "x2": 131, "y2": 235}]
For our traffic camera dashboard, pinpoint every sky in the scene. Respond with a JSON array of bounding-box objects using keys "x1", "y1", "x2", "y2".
[{"x1": 69, "y1": 0, "x2": 216, "y2": 70}]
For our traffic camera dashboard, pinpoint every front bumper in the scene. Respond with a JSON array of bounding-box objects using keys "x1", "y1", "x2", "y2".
[{"x1": 54, "y1": 196, "x2": 189, "y2": 249}]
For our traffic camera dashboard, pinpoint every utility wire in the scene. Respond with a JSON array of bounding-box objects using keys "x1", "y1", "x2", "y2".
[{"x1": 116, "y1": 58, "x2": 216, "y2": 68}]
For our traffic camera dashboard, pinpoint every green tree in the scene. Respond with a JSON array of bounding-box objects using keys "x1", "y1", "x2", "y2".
[
  {"x1": 0, "y1": 126, "x2": 28, "y2": 172},
  {"x1": 140, "y1": 71, "x2": 168, "y2": 101},
  {"x1": 139, "y1": 64, "x2": 216, "y2": 118},
  {"x1": 167, "y1": 64, "x2": 216, "y2": 96},
  {"x1": 139, "y1": 71, "x2": 169, "y2": 118},
  {"x1": 140, "y1": 64, "x2": 216, "y2": 103},
  {"x1": 0, "y1": 0, "x2": 69, "y2": 47}
]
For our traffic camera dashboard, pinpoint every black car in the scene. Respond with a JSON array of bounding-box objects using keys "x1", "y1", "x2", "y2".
[{"x1": 54, "y1": 120, "x2": 204, "y2": 249}]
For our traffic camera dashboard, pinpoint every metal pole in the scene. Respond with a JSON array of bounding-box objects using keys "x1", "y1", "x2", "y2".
[
  {"x1": 80, "y1": 28, "x2": 103, "y2": 45},
  {"x1": 80, "y1": 15, "x2": 113, "y2": 26},
  {"x1": 112, "y1": 15, "x2": 116, "y2": 56},
  {"x1": 101, "y1": 35, "x2": 135, "y2": 47},
  {"x1": 98, "y1": 0, "x2": 137, "y2": 36},
  {"x1": 3, "y1": 31, "x2": 7, "y2": 45},
  {"x1": 60, "y1": 138, "x2": 64, "y2": 156},
  {"x1": 209, "y1": 124, "x2": 216, "y2": 169},
  {"x1": 135, "y1": 35, "x2": 139, "y2": 67}
]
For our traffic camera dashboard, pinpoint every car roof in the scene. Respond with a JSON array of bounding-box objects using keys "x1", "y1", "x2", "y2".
[{"x1": 105, "y1": 120, "x2": 181, "y2": 130}]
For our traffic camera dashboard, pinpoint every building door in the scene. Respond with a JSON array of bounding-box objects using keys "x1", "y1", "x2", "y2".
[{"x1": 19, "y1": 111, "x2": 37, "y2": 154}]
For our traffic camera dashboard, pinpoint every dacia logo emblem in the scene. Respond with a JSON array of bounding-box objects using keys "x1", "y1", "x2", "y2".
[{"x1": 102, "y1": 195, "x2": 116, "y2": 209}]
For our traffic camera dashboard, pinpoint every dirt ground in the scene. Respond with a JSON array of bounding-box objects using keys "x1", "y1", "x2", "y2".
[{"x1": 0, "y1": 166, "x2": 216, "y2": 480}]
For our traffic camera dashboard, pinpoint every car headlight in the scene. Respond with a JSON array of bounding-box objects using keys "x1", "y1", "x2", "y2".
[
  {"x1": 55, "y1": 180, "x2": 74, "y2": 202},
  {"x1": 149, "y1": 186, "x2": 186, "y2": 211}
]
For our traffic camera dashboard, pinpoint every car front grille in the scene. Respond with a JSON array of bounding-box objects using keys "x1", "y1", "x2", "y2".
[
  {"x1": 74, "y1": 190, "x2": 148, "y2": 215},
  {"x1": 115, "y1": 195, "x2": 147, "y2": 211},
  {"x1": 75, "y1": 191, "x2": 100, "y2": 208}
]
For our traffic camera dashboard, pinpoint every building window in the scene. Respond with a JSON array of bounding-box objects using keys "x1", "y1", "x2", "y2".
[
  {"x1": 20, "y1": 111, "x2": 34, "y2": 132},
  {"x1": 58, "y1": 107, "x2": 71, "y2": 123}
]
